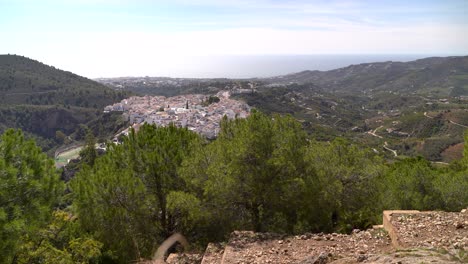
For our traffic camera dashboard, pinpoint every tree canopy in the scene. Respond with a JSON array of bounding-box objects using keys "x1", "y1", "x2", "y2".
[{"x1": 0, "y1": 129, "x2": 63, "y2": 263}]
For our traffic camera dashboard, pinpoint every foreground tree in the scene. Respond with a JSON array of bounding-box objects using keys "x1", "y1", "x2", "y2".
[
  {"x1": 14, "y1": 210, "x2": 104, "y2": 264},
  {"x1": 383, "y1": 157, "x2": 440, "y2": 211},
  {"x1": 71, "y1": 124, "x2": 201, "y2": 262},
  {"x1": 0, "y1": 129, "x2": 63, "y2": 263},
  {"x1": 433, "y1": 131, "x2": 468, "y2": 211},
  {"x1": 304, "y1": 138, "x2": 386, "y2": 232},
  {"x1": 181, "y1": 111, "x2": 309, "y2": 233}
]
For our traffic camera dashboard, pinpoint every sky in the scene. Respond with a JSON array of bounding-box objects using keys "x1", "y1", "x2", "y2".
[{"x1": 1, "y1": 0, "x2": 467, "y2": 78}]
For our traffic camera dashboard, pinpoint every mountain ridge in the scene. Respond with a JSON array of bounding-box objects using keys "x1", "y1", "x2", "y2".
[
  {"x1": 0, "y1": 54, "x2": 128, "y2": 107},
  {"x1": 263, "y1": 55, "x2": 468, "y2": 96}
]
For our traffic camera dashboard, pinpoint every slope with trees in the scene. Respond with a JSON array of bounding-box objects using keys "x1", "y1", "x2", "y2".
[{"x1": 0, "y1": 55, "x2": 130, "y2": 154}]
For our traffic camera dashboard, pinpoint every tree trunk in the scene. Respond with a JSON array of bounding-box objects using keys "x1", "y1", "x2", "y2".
[{"x1": 252, "y1": 204, "x2": 262, "y2": 232}]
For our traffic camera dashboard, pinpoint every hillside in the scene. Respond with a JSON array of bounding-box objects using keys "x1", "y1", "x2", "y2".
[
  {"x1": 0, "y1": 55, "x2": 130, "y2": 153},
  {"x1": 0, "y1": 54, "x2": 128, "y2": 107},
  {"x1": 234, "y1": 56, "x2": 468, "y2": 162},
  {"x1": 265, "y1": 56, "x2": 468, "y2": 96},
  {"x1": 96, "y1": 76, "x2": 257, "y2": 97},
  {"x1": 97, "y1": 56, "x2": 468, "y2": 162}
]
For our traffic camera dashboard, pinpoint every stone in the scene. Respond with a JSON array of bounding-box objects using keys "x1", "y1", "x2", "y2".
[
  {"x1": 299, "y1": 252, "x2": 330, "y2": 264},
  {"x1": 356, "y1": 254, "x2": 367, "y2": 262}
]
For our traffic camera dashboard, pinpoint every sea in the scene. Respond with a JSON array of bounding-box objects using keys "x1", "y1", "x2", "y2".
[{"x1": 153, "y1": 54, "x2": 442, "y2": 79}]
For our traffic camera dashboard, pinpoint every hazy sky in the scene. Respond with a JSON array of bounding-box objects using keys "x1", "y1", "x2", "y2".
[{"x1": 1, "y1": 0, "x2": 467, "y2": 77}]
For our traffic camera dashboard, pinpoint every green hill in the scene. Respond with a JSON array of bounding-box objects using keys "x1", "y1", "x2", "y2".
[
  {"x1": 266, "y1": 56, "x2": 468, "y2": 96},
  {"x1": 0, "y1": 55, "x2": 130, "y2": 154},
  {"x1": 235, "y1": 56, "x2": 468, "y2": 162},
  {"x1": 0, "y1": 54, "x2": 128, "y2": 107}
]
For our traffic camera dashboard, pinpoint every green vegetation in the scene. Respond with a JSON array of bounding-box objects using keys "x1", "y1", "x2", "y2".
[
  {"x1": 0, "y1": 55, "x2": 130, "y2": 154},
  {"x1": 1, "y1": 115, "x2": 467, "y2": 263},
  {"x1": 100, "y1": 78, "x2": 255, "y2": 97},
  {"x1": 268, "y1": 56, "x2": 468, "y2": 96},
  {"x1": 0, "y1": 129, "x2": 63, "y2": 263},
  {"x1": 0, "y1": 55, "x2": 127, "y2": 107},
  {"x1": 201, "y1": 95, "x2": 220, "y2": 106},
  {"x1": 71, "y1": 124, "x2": 200, "y2": 262}
]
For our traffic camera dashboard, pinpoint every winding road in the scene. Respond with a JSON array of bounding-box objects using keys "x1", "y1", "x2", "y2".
[
  {"x1": 366, "y1": 125, "x2": 383, "y2": 139},
  {"x1": 366, "y1": 126, "x2": 398, "y2": 156},
  {"x1": 383, "y1": 141, "x2": 398, "y2": 157},
  {"x1": 424, "y1": 112, "x2": 468, "y2": 128}
]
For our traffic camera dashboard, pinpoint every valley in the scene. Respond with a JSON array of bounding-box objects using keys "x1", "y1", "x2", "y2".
[
  {"x1": 1, "y1": 54, "x2": 466, "y2": 163},
  {"x1": 1, "y1": 54, "x2": 467, "y2": 264},
  {"x1": 96, "y1": 56, "x2": 468, "y2": 163}
]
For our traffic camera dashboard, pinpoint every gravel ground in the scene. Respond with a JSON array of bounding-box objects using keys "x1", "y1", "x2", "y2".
[{"x1": 158, "y1": 209, "x2": 468, "y2": 264}]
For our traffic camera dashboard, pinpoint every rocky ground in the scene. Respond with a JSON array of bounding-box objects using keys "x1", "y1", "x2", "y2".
[
  {"x1": 219, "y1": 229, "x2": 392, "y2": 264},
  {"x1": 390, "y1": 210, "x2": 467, "y2": 249},
  {"x1": 155, "y1": 209, "x2": 468, "y2": 264}
]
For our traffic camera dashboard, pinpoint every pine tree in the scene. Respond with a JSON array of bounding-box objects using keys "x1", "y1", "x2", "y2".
[{"x1": 0, "y1": 129, "x2": 63, "y2": 263}]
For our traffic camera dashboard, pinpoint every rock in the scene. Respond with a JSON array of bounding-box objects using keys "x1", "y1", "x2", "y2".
[
  {"x1": 299, "y1": 252, "x2": 330, "y2": 264},
  {"x1": 356, "y1": 254, "x2": 367, "y2": 262}
]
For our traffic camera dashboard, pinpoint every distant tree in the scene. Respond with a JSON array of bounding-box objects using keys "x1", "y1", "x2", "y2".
[
  {"x1": 79, "y1": 129, "x2": 97, "y2": 167},
  {"x1": 74, "y1": 124, "x2": 89, "y2": 141},
  {"x1": 55, "y1": 130, "x2": 67, "y2": 144}
]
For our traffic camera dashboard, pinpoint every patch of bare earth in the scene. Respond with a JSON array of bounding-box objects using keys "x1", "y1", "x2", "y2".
[
  {"x1": 441, "y1": 142, "x2": 464, "y2": 162},
  {"x1": 218, "y1": 228, "x2": 392, "y2": 264}
]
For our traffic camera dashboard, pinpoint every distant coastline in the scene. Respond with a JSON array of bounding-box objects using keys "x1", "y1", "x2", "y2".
[{"x1": 93, "y1": 54, "x2": 463, "y2": 79}]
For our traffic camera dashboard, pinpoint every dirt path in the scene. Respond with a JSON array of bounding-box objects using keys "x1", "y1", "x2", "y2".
[
  {"x1": 448, "y1": 119, "x2": 468, "y2": 128},
  {"x1": 423, "y1": 111, "x2": 433, "y2": 119},
  {"x1": 424, "y1": 112, "x2": 468, "y2": 128},
  {"x1": 383, "y1": 141, "x2": 397, "y2": 157},
  {"x1": 366, "y1": 126, "x2": 398, "y2": 156},
  {"x1": 366, "y1": 125, "x2": 383, "y2": 139}
]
